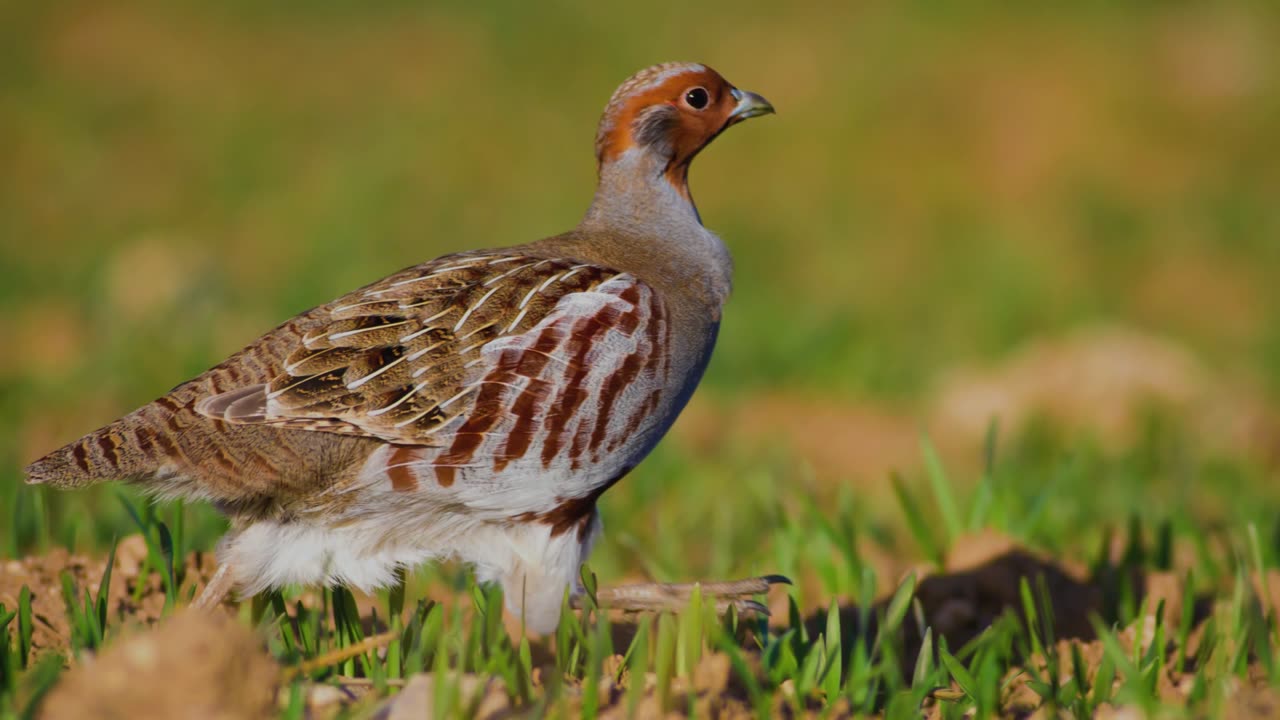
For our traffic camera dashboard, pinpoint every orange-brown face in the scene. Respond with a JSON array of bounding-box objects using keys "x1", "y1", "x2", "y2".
[{"x1": 594, "y1": 63, "x2": 774, "y2": 182}]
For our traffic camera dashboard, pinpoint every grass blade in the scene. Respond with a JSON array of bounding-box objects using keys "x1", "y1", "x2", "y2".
[
  {"x1": 18, "y1": 586, "x2": 33, "y2": 670},
  {"x1": 921, "y1": 435, "x2": 961, "y2": 544},
  {"x1": 891, "y1": 474, "x2": 942, "y2": 567},
  {"x1": 939, "y1": 644, "x2": 979, "y2": 700}
]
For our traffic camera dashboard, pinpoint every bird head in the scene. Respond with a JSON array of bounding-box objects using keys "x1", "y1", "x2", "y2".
[{"x1": 594, "y1": 63, "x2": 774, "y2": 193}]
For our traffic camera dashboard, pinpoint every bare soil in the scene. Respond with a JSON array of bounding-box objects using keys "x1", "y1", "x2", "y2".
[
  {"x1": 0, "y1": 535, "x2": 220, "y2": 657},
  {"x1": 673, "y1": 325, "x2": 1280, "y2": 488}
]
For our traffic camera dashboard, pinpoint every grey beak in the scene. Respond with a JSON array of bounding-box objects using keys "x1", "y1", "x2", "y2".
[{"x1": 729, "y1": 87, "x2": 776, "y2": 122}]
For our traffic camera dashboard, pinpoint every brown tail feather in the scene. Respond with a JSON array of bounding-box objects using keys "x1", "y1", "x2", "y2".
[
  {"x1": 24, "y1": 418, "x2": 161, "y2": 489},
  {"x1": 25, "y1": 313, "x2": 319, "y2": 493}
]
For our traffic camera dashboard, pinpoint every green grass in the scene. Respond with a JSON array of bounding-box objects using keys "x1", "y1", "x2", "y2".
[
  {"x1": 3, "y1": 444, "x2": 1280, "y2": 716},
  {"x1": 2, "y1": 0, "x2": 1279, "y2": 716}
]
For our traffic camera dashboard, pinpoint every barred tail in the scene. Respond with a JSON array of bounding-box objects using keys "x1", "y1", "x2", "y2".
[{"x1": 24, "y1": 416, "x2": 163, "y2": 489}]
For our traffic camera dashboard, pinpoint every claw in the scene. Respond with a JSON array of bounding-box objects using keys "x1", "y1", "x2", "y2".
[{"x1": 715, "y1": 598, "x2": 770, "y2": 617}]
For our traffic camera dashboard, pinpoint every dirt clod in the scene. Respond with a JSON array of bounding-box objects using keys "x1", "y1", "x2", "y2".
[
  {"x1": 919, "y1": 531, "x2": 1102, "y2": 645},
  {"x1": 38, "y1": 610, "x2": 278, "y2": 720}
]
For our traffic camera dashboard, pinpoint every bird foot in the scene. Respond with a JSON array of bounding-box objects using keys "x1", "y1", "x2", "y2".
[
  {"x1": 572, "y1": 575, "x2": 791, "y2": 617},
  {"x1": 192, "y1": 563, "x2": 236, "y2": 609}
]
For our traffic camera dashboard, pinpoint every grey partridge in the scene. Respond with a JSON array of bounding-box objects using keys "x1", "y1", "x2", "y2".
[{"x1": 24, "y1": 62, "x2": 780, "y2": 632}]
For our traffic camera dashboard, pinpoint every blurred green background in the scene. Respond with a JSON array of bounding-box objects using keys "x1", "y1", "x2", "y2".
[{"x1": 2, "y1": 1, "x2": 1278, "y2": 590}]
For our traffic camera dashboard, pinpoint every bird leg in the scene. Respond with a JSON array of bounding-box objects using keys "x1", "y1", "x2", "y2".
[
  {"x1": 192, "y1": 563, "x2": 237, "y2": 609},
  {"x1": 572, "y1": 575, "x2": 790, "y2": 617}
]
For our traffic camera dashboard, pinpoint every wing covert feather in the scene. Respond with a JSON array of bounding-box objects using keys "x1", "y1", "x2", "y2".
[{"x1": 195, "y1": 252, "x2": 656, "y2": 448}]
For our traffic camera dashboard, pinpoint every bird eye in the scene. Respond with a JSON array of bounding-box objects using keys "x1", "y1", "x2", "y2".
[{"x1": 683, "y1": 87, "x2": 710, "y2": 110}]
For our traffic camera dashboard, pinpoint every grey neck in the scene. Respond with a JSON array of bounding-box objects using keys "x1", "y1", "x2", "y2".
[{"x1": 578, "y1": 149, "x2": 733, "y2": 307}]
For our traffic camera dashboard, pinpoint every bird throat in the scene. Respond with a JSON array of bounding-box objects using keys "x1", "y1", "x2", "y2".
[{"x1": 579, "y1": 148, "x2": 732, "y2": 307}]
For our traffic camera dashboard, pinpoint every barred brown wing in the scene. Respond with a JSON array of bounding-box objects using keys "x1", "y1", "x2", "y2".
[{"x1": 195, "y1": 252, "x2": 670, "y2": 473}]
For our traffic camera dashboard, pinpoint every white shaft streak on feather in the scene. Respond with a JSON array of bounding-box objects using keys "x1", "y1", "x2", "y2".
[
  {"x1": 399, "y1": 325, "x2": 437, "y2": 343},
  {"x1": 408, "y1": 340, "x2": 483, "y2": 379},
  {"x1": 514, "y1": 260, "x2": 560, "y2": 307},
  {"x1": 409, "y1": 350, "x2": 466, "y2": 378},
  {"x1": 386, "y1": 266, "x2": 469, "y2": 289},
  {"x1": 483, "y1": 261, "x2": 538, "y2": 287},
  {"x1": 329, "y1": 319, "x2": 410, "y2": 342},
  {"x1": 397, "y1": 310, "x2": 453, "y2": 339},
  {"x1": 394, "y1": 377, "x2": 513, "y2": 429},
  {"x1": 503, "y1": 306, "x2": 531, "y2": 334},
  {"x1": 559, "y1": 264, "x2": 592, "y2": 283},
  {"x1": 456, "y1": 340, "x2": 488, "y2": 356},
  {"x1": 458, "y1": 322, "x2": 497, "y2": 342},
  {"x1": 393, "y1": 395, "x2": 461, "y2": 428},
  {"x1": 367, "y1": 379, "x2": 432, "y2": 416},
  {"x1": 404, "y1": 341, "x2": 447, "y2": 363},
  {"x1": 427, "y1": 255, "x2": 498, "y2": 272},
  {"x1": 387, "y1": 257, "x2": 498, "y2": 287},
  {"x1": 452, "y1": 285, "x2": 502, "y2": 332},
  {"x1": 517, "y1": 286, "x2": 541, "y2": 310},
  {"x1": 437, "y1": 385, "x2": 476, "y2": 410},
  {"x1": 411, "y1": 363, "x2": 439, "y2": 379},
  {"x1": 332, "y1": 298, "x2": 394, "y2": 314},
  {"x1": 391, "y1": 407, "x2": 435, "y2": 428},
  {"x1": 534, "y1": 272, "x2": 566, "y2": 296},
  {"x1": 483, "y1": 256, "x2": 535, "y2": 275},
  {"x1": 346, "y1": 351, "x2": 411, "y2": 390},
  {"x1": 400, "y1": 294, "x2": 457, "y2": 309},
  {"x1": 267, "y1": 372, "x2": 324, "y2": 400},
  {"x1": 284, "y1": 347, "x2": 333, "y2": 374}
]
